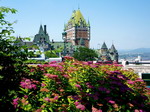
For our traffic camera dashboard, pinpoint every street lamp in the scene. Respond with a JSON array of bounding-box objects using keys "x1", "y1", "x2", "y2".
[{"x1": 62, "y1": 31, "x2": 67, "y2": 56}]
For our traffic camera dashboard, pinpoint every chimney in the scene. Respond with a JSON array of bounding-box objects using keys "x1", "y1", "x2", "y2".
[{"x1": 44, "y1": 25, "x2": 47, "y2": 34}]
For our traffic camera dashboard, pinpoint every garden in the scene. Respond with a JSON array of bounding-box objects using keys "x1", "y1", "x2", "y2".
[
  {"x1": 12, "y1": 57, "x2": 150, "y2": 112},
  {"x1": 0, "y1": 6, "x2": 150, "y2": 112}
]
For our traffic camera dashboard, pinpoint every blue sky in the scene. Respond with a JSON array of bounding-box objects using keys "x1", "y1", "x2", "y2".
[{"x1": 1, "y1": 0, "x2": 150, "y2": 50}]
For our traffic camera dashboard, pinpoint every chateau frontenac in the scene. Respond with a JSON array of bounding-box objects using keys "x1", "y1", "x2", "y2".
[
  {"x1": 14, "y1": 9, "x2": 118, "y2": 62},
  {"x1": 64, "y1": 9, "x2": 90, "y2": 48}
]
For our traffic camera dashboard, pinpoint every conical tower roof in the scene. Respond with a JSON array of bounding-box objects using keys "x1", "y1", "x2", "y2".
[
  {"x1": 87, "y1": 19, "x2": 90, "y2": 27},
  {"x1": 67, "y1": 9, "x2": 88, "y2": 27},
  {"x1": 39, "y1": 25, "x2": 44, "y2": 34},
  {"x1": 16, "y1": 36, "x2": 23, "y2": 42},
  {"x1": 110, "y1": 44, "x2": 117, "y2": 52},
  {"x1": 101, "y1": 42, "x2": 108, "y2": 49}
]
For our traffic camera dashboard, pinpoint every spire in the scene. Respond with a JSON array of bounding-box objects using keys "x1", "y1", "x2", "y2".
[
  {"x1": 78, "y1": 4, "x2": 80, "y2": 10},
  {"x1": 44, "y1": 25, "x2": 47, "y2": 34},
  {"x1": 87, "y1": 19, "x2": 90, "y2": 27},
  {"x1": 39, "y1": 25, "x2": 44, "y2": 34},
  {"x1": 109, "y1": 44, "x2": 118, "y2": 62},
  {"x1": 110, "y1": 44, "x2": 117, "y2": 52},
  {"x1": 101, "y1": 42, "x2": 108, "y2": 49}
]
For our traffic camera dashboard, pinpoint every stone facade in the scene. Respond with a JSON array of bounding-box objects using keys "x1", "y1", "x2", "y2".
[
  {"x1": 98, "y1": 42, "x2": 118, "y2": 62},
  {"x1": 64, "y1": 9, "x2": 90, "y2": 48},
  {"x1": 14, "y1": 24, "x2": 77, "y2": 56},
  {"x1": 33, "y1": 25, "x2": 51, "y2": 51}
]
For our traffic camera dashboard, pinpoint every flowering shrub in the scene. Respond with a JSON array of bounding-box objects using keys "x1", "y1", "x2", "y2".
[{"x1": 13, "y1": 57, "x2": 150, "y2": 112}]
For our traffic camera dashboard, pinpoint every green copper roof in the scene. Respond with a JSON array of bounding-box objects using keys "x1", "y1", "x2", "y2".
[
  {"x1": 110, "y1": 44, "x2": 117, "y2": 53},
  {"x1": 101, "y1": 42, "x2": 108, "y2": 49},
  {"x1": 66, "y1": 9, "x2": 89, "y2": 27},
  {"x1": 39, "y1": 25, "x2": 44, "y2": 34}
]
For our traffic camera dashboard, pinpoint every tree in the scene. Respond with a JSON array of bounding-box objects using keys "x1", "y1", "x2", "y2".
[
  {"x1": 44, "y1": 50, "x2": 58, "y2": 58},
  {"x1": 73, "y1": 47, "x2": 98, "y2": 61},
  {"x1": 0, "y1": 7, "x2": 29, "y2": 111},
  {"x1": 44, "y1": 47, "x2": 63, "y2": 58}
]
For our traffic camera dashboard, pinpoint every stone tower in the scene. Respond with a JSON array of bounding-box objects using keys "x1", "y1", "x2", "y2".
[
  {"x1": 99, "y1": 42, "x2": 111, "y2": 61},
  {"x1": 109, "y1": 44, "x2": 118, "y2": 62},
  {"x1": 98, "y1": 42, "x2": 118, "y2": 62},
  {"x1": 64, "y1": 9, "x2": 90, "y2": 48},
  {"x1": 33, "y1": 25, "x2": 50, "y2": 44},
  {"x1": 33, "y1": 25, "x2": 50, "y2": 51}
]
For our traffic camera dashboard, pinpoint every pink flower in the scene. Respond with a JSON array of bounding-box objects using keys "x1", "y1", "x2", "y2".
[
  {"x1": 30, "y1": 69, "x2": 35, "y2": 72},
  {"x1": 88, "y1": 61, "x2": 93, "y2": 64},
  {"x1": 134, "y1": 109, "x2": 140, "y2": 112},
  {"x1": 12, "y1": 98, "x2": 19, "y2": 108},
  {"x1": 108, "y1": 100, "x2": 115, "y2": 104},
  {"x1": 117, "y1": 75, "x2": 124, "y2": 80},
  {"x1": 64, "y1": 56, "x2": 74, "y2": 60},
  {"x1": 45, "y1": 74, "x2": 58, "y2": 79},
  {"x1": 86, "y1": 82, "x2": 93, "y2": 88},
  {"x1": 90, "y1": 64, "x2": 98, "y2": 68},
  {"x1": 49, "y1": 61, "x2": 57, "y2": 64},
  {"x1": 92, "y1": 106, "x2": 103, "y2": 112},
  {"x1": 135, "y1": 78, "x2": 144, "y2": 82},
  {"x1": 49, "y1": 64, "x2": 63, "y2": 69},
  {"x1": 63, "y1": 74, "x2": 69, "y2": 78},
  {"x1": 31, "y1": 84, "x2": 37, "y2": 89},
  {"x1": 35, "y1": 109, "x2": 42, "y2": 112},
  {"x1": 41, "y1": 83, "x2": 46, "y2": 87},
  {"x1": 24, "y1": 95, "x2": 28, "y2": 98},
  {"x1": 44, "y1": 97, "x2": 50, "y2": 102},
  {"x1": 114, "y1": 64, "x2": 123, "y2": 67},
  {"x1": 76, "y1": 104, "x2": 85, "y2": 111},
  {"x1": 75, "y1": 84, "x2": 81, "y2": 88},
  {"x1": 82, "y1": 62, "x2": 89, "y2": 65},
  {"x1": 74, "y1": 101, "x2": 80, "y2": 106},
  {"x1": 127, "y1": 80, "x2": 135, "y2": 84},
  {"x1": 54, "y1": 96, "x2": 59, "y2": 100},
  {"x1": 20, "y1": 78, "x2": 37, "y2": 89}
]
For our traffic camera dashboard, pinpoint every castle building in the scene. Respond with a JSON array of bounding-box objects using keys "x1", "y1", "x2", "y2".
[
  {"x1": 109, "y1": 44, "x2": 119, "y2": 62},
  {"x1": 64, "y1": 9, "x2": 90, "y2": 48},
  {"x1": 98, "y1": 42, "x2": 118, "y2": 62},
  {"x1": 14, "y1": 24, "x2": 77, "y2": 56},
  {"x1": 14, "y1": 9, "x2": 118, "y2": 60},
  {"x1": 33, "y1": 25, "x2": 51, "y2": 51}
]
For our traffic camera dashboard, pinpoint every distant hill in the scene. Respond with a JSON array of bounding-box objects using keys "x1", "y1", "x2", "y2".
[
  {"x1": 119, "y1": 48, "x2": 150, "y2": 54},
  {"x1": 130, "y1": 48, "x2": 150, "y2": 53},
  {"x1": 119, "y1": 48, "x2": 150, "y2": 61}
]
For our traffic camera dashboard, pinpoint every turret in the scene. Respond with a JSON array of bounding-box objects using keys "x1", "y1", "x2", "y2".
[
  {"x1": 44, "y1": 25, "x2": 47, "y2": 34},
  {"x1": 101, "y1": 42, "x2": 108, "y2": 54},
  {"x1": 33, "y1": 25, "x2": 50, "y2": 51},
  {"x1": 99, "y1": 42, "x2": 111, "y2": 61},
  {"x1": 109, "y1": 44, "x2": 118, "y2": 62},
  {"x1": 39, "y1": 25, "x2": 44, "y2": 34}
]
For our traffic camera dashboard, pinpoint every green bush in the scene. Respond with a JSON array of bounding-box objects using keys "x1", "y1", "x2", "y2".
[
  {"x1": 0, "y1": 7, "x2": 29, "y2": 111},
  {"x1": 73, "y1": 47, "x2": 98, "y2": 61},
  {"x1": 13, "y1": 56, "x2": 150, "y2": 112}
]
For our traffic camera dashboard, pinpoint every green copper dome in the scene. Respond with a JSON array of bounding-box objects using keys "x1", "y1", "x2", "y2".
[{"x1": 66, "y1": 9, "x2": 89, "y2": 28}]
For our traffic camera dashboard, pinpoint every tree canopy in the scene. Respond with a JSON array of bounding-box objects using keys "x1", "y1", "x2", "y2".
[
  {"x1": 73, "y1": 47, "x2": 98, "y2": 61},
  {"x1": 0, "y1": 6, "x2": 29, "y2": 111}
]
